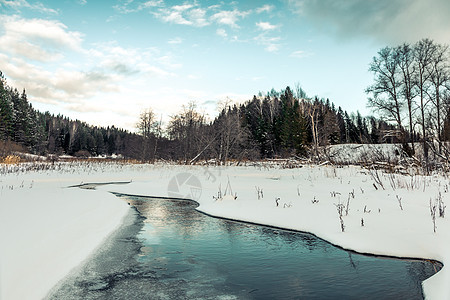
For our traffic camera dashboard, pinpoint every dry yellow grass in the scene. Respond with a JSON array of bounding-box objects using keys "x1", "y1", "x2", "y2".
[{"x1": 1, "y1": 155, "x2": 21, "y2": 164}]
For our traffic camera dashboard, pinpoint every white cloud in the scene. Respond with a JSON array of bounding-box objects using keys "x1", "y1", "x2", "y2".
[
  {"x1": 254, "y1": 33, "x2": 281, "y2": 52},
  {"x1": 156, "y1": 4, "x2": 209, "y2": 27},
  {"x1": 113, "y1": 0, "x2": 163, "y2": 14},
  {"x1": 0, "y1": 16, "x2": 178, "y2": 113},
  {"x1": 0, "y1": 0, "x2": 58, "y2": 14},
  {"x1": 210, "y1": 9, "x2": 250, "y2": 28},
  {"x1": 216, "y1": 28, "x2": 227, "y2": 38},
  {"x1": 0, "y1": 34, "x2": 62, "y2": 62},
  {"x1": 115, "y1": 2, "x2": 255, "y2": 30},
  {"x1": 160, "y1": 9, "x2": 192, "y2": 25},
  {"x1": 256, "y1": 4, "x2": 274, "y2": 14},
  {"x1": 139, "y1": 0, "x2": 162, "y2": 9},
  {"x1": 171, "y1": 4, "x2": 194, "y2": 12},
  {"x1": 290, "y1": 50, "x2": 313, "y2": 58},
  {"x1": 168, "y1": 37, "x2": 183, "y2": 44},
  {"x1": 106, "y1": 15, "x2": 117, "y2": 23},
  {"x1": 78, "y1": 0, "x2": 87, "y2": 5},
  {"x1": 91, "y1": 43, "x2": 176, "y2": 78},
  {"x1": 256, "y1": 21, "x2": 278, "y2": 31},
  {"x1": 0, "y1": 15, "x2": 83, "y2": 61},
  {"x1": 0, "y1": 53, "x2": 117, "y2": 104},
  {"x1": 265, "y1": 44, "x2": 279, "y2": 52},
  {"x1": 187, "y1": 8, "x2": 209, "y2": 27}
]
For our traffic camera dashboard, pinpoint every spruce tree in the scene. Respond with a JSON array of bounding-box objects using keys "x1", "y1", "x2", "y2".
[{"x1": 0, "y1": 73, "x2": 13, "y2": 140}]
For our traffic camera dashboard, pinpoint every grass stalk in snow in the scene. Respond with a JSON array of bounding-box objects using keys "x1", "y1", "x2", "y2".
[
  {"x1": 255, "y1": 186, "x2": 263, "y2": 199},
  {"x1": 388, "y1": 173, "x2": 396, "y2": 190},
  {"x1": 343, "y1": 189, "x2": 355, "y2": 216},
  {"x1": 437, "y1": 192, "x2": 446, "y2": 218},
  {"x1": 396, "y1": 195, "x2": 403, "y2": 211},
  {"x1": 369, "y1": 168, "x2": 385, "y2": 190},
  {"x1": 430, "y1": 198, "x2": 437, "y2": 233},
  {"x1": 334, "y1": 201, "x2": 345, "y2": 232}
]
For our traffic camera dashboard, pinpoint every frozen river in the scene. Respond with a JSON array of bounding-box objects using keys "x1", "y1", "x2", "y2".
[{"x1": 47, "y1": 194, "x2": 440, "y2": 299}]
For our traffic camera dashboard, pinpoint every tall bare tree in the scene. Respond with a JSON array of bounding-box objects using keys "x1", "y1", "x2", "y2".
[
  {"x1": 414, "y1": 38, "x2": 435, "y2": 162},
  {"x1": 213, "y1": 99, "x2": 250, "y2": 163},
  {"x1": 167, "y1": 101, "x2": 205, "y2": 163},
  {"x1": 366, "y1": 46, "x2": 408, "y2": 152},
  {"x1": 136, "y1": 108, "x2": 156, "y2": 161},
  {"x1": 428, "y1": 43, "x2": 449, "y2": 154},
  {"x1": 397, "y1": 43, "x2": 417, "y2": 153},
  {"x1": 308, "y1": 100, "x2": 319, "y2": 157}
]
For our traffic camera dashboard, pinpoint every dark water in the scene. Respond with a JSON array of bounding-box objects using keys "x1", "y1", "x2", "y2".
[{"x1": 47, "y1": 195, "x2": 441, "y2": 300}]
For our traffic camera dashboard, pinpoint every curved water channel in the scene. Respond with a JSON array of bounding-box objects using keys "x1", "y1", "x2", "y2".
[{"x1": 48, "y1": 194, "x2": 441, "y2": 299}]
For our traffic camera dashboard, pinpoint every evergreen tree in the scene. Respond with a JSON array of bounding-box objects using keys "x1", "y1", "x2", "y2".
[
  {"x1": 0, "y1": 72, "x2": 13, "y2": 140},
  {"x1": 279, "y1": 87, "x2": 307, "y2": 155},
  {"x1": 368, "y1": 117, "x2": 378, "y2": 143},
  {"x1": 336, "y1": 107, "x2": 347, "y2": 143}
]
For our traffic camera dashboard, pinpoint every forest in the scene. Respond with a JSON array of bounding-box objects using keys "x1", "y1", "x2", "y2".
[
  {"x1": 0, "y1": 75, "x2": 395, "y2": 162},
  {"x1": 0, "y1": 38, "x2": 449, "y2": 166}
]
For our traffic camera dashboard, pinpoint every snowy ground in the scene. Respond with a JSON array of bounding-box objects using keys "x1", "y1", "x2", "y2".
[{"x1": 1, "y1": 161, "x2": 449, "y2": 299}]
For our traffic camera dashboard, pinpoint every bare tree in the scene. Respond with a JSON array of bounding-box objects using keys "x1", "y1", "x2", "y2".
[
  {"x1": 136, "y1": 108, "x2": 157, "y2": 161},
  {"x1": 414, "y1": 38, "x2": 435, "y2": 164},
  {"x1": 428, "y1": 43, "x2": 450, "y2": 154},
  {"x1": 397, "y1": 43, "x2": 417, "y2": 154},
  {"x1": 167, "y1": 101, "x2": 205, "y2": 163},
  {"x1": 308, "y1": 99, "x2": 319, "y2": 158},
  {"x1": 215, "y1": 99, "x2": 243, "y2": 164},
  {"x1": 367, "y1": 39, "x2": 450, "y2": 169},
  {"x1": 366, "y1": 46, "x2": 408, "y2": 152}
]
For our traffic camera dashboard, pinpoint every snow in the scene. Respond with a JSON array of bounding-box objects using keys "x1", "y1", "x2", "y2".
[
  {"x1": 1, "y1": 161, "x2": 450, "y2": 299},
  {"x1": 0, "y1": 167, "x2": 129, "y2": 300},
  {"x1": 326, "y1": 143, "x2": 403, "y2": 164}
]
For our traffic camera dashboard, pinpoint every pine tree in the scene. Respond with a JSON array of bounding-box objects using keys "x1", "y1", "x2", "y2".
[
  {"x1": 369, "y1": 117, "x2": 380, "y2": 143},
  {"x1": 0, "y1": 72, "x2": 13, "y2": 140},
  {"x1": 336, "y1": 107, "x2": 347, "y2": 143},
  {"x1": 279, "y1": 87, "x2": 307, "y2": 155}
]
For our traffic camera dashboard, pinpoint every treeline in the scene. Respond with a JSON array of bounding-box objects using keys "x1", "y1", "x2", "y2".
[
  {"x1": 138, "y1": 87, "x2": 398, "y2": 163},
  {"x1": 5, "y1": 37, "x2": 449, "y2": 165},
  {"x1": 0, "y1": 72, "x2": 143, "y2": 158},
  {"x1": 1, "y1": 69, "x2": 392, "y2": 162}
]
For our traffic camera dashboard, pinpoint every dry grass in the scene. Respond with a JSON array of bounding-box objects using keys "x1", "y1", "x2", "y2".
[{"x1": 1, "y1": 155, "x2": 21, "y2": 164}]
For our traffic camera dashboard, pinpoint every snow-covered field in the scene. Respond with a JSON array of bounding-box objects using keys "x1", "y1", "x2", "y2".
[{"x1": 1, "y1": 161, "x2": 449, "y2": 299}]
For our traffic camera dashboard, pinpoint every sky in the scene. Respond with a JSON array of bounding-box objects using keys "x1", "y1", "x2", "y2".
[{"x1": 0, "y1": 0, "x2": 449, "y2": 131}]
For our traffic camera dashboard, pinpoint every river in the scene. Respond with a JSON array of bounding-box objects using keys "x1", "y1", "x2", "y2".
[{"x1": 47, "y1": 194, "x2": 440, "y2": 299}]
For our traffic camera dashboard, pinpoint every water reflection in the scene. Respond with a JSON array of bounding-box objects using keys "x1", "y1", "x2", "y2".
[
  {"x1": 48, "y1": 195, "x2": 442, "y2": 300},
  {"x1": 127, "y1": 196, "x2": 207, "y2": 240}
]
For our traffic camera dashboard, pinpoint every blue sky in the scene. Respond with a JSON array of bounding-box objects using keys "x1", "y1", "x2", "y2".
[{"x1": 0, "y1": 0, "x2": 449, "y2": 130}]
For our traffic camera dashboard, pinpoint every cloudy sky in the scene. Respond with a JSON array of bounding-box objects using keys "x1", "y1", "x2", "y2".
[{"x1": 1, "y1": 0, "x2": 449, "y2": 131}]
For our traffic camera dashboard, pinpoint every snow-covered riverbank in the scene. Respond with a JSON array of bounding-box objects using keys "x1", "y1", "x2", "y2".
[
  {"x1": 0, "y1": 166, "x2": 130, "y2": 300},
  {"x1": 1, "y1": 162, "x2": 449, "y2": 299}
]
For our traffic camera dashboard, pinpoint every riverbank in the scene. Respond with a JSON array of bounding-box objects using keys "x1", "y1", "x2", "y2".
[{"x1": 0, "y1": 169, "x2": 129, "y2": 300}]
